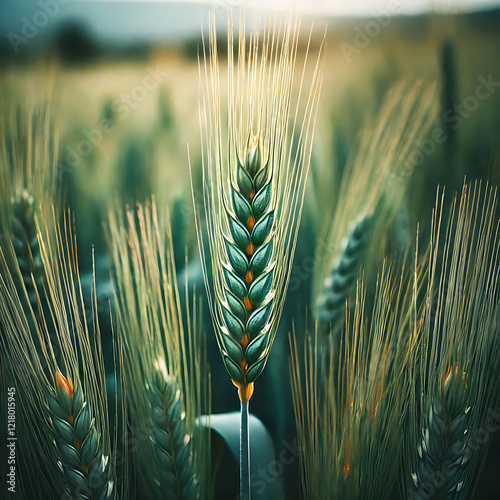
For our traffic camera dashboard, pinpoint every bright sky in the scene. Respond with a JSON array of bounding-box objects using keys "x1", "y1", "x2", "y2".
[
  {"x1": 81, "y1": 0, "x2": 500, "y2": 16},
  {"x1": 1, "y1": 0, "x2": 499, "y2": 49}
]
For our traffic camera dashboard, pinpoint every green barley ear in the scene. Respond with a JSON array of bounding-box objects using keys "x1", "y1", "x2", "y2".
[
  {"x1": 0, "y1": 89, "x2": 58, "y2": 314},
  {"x1": 316, "y1": 213, "x2": 372, "y2": 328},
  {"x1": 48, "y1": 370, "x2": 114, "y2": 499},
  {"x1": 403, "y1": 182, "x2": 500, "y2": 499},
  {"x1": 0, "y1": 212, "x2": 120, "y2": 499},
  {"x1": 109, "y1": 200, "x2": 209, "y2": 499},
  {"x1": 412, "y1": 365, "x2": 469, "y2": 499},
  {"x1": 147, "y1": 370, "x2": 198, "y2": 499},
  {"x1": 194, "y1": 10, "x2": 324, "y2": 402},
  {"x1": 10, "y1": 189, "x2": 45, "y2": 309},
  {"x1": 313, "y1": 83, "x2": 436, "y2": 329},
  {"x1": 193, "y1": 13, "x2": 324, "y2": 496}
]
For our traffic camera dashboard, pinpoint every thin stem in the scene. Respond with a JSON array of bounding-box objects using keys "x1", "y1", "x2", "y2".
[{"x1": 240, "y1": 400, "x2": 250, "y2": 499}]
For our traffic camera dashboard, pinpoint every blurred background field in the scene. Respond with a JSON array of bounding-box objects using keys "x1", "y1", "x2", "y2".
[{"x1": 1, "y1": 1, "x2": 500, "y2": 498}]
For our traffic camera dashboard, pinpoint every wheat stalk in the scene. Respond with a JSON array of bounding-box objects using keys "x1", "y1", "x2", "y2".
[
  {"x1": 0, "y1": 88, "x2": 58, "y2": 333},
  {"x1": 193, "y1": 12, "x2": 323, "y2": 498},
  {"x1": 195, "y1": 10, "x2": 323, "y2": 402},
  {"x1": 109, "y1": 200, "x2": 209, "y2": 499},
  {"x1": 403, "y1": 182, "x2": 500, "y2": 499},
  {"x1": 10, "y1": 189, "x2": 45, "y2": 309}
]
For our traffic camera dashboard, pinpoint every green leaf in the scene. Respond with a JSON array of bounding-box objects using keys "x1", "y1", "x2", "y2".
[
  {"x1": 56, "y1": 385, "x2": 72, "y2": 415},
  {"x1": 57, "y1": 441, "x2": 81, "y2": 468},
  {"x1": 232, "y1": 188, "x2": 252, "y2": 224},
  {"x1": 52, "y1": 416, "x2": 76, "y2": 443},
  {"x1": 228, "y1": 215, "x2": 251, "y2": 249},
  {"x1": 221, "y1": 306, "x2": 245, "y2": 339},
  {"x1": 246, "y1": 357, "x2": 267, "y2": 383},
  {"x1": 222, "y1": 333, "x2": 244, "y2": 364},
  {"x1": 226, "y1": 291, "x2": 246, "y2": 322},
  {"x1": 65, "y1": 468, "x2": 88, "y2": 490},
  {"x1": 153, "y1": 427, "x2": 170, "y2": 451},
  {"x1": 81, "y1": 427, "x2": 99, "y2": 464},
  {"x1": 167, "y1": 397, "x2": 182, "y2": 424},
  {"x1": 236, "y1": 158, "x2": 254, "y2": 197},
  {"x1": 156, "y1": 445, "x2": 174, "y2": 467},
  {"x1": 72, "y1": 385, "x2": 85, "y2": 415},
  {"x1": 254, "y1": 160, "x2": 271, "y2": 192},
  {"x1": 74, "y1": 403, "x2": 91, "y2": 438},
  {"x1": 223, "y1": 267, "x2": 247, "y2": 301},
  {"x1": 48, "y1": 393, "x2": 67, "y2": 420}
]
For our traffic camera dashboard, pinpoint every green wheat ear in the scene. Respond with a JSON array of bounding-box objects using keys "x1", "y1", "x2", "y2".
[
  {"x1": 195, "y1": 13, "x2": 324, "y2": 497},
  {"x1": 148, "y1": 372, "x2": 198, "y2": 499},
  {"x1": 11, "y1": 189, "x2": 45, "y2": 309},
  {"x1": 48, "y1": 371, "x2": 114, "y2": 500},
  {"x1": 194, "y1": 12, "x2": 324, "y2": 406},
  {"x1": 316, "y1": 213, "x2": 372, "y2": 328},
  {"x1": 218, "y1": 140, "x2": 274, "y2": 402},
  {"x1": 403, "y1": 182, "x2": 500, "y2": 500},
  {"x1": 412, "y1": 365, "x2": 468, "y2": 499},
  {"x1": 109, "y1": 200, "x2": 209, "y2": 499}
]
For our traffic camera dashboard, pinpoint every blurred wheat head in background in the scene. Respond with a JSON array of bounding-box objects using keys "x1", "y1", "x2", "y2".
[
  {"x1": 0, "y1": 86, "x2": 59, "y2": 311},
  {"x1": 403, "y1": 183, "x2": 500, "y2": 499},
  {"x1": 193, "y1": 10, "x2": 324, "y2": 404},
  {"x1": 109, "y1": 200, "x2": 210, "y2": 499},
  {"x1": 313, "y1": 82, "x2": 437, "y2": 332},
  {"x1": 290, "y1": 181, "x2": 500, "y2": 500}
]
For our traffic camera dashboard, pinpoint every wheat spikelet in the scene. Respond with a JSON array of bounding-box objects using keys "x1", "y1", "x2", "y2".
[
  {"x1": 316, "y1": 213, "x2": 371, "y2": 327},
  {"x1": 403, "y1": 182, "x2": 500, "y2": 499},
  {"x1": 194, "y1": 11, "x2": 324, "y2": 404},
  {"x1": 48, "y1": 370, "x2": 114, "y2": 499},
  {"x1": 109, "y1": 200, "x2": 208, "y2": 499}
]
